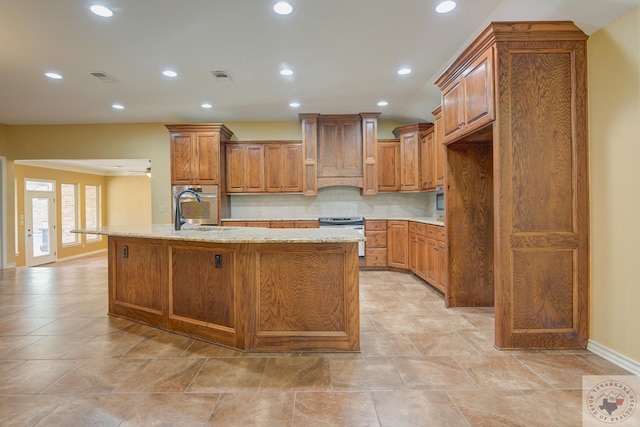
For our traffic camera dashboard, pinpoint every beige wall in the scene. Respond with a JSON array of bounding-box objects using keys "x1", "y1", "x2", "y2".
[
  {"x1": 0, "y1": 123, "x2": 7, "y2": 154},
  {"x1": 13, "y1": 164, "x2": 108, "y2": 266},
  {"x1": 588, "y1": 6, "x2": 640, "y2": 363},
  {"x1": 105, "y1": 175, "x2": 152, "y2": 226}
]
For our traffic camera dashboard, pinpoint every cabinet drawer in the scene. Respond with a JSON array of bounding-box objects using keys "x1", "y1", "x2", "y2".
[
  {"x1": 408, "y1": 221, "x2": 427, "y2": 236},
  {"x1": 365, "y1": 231, "x2": 387, "y2": 248},
  {"x1": 427, "y1": 225, "x2": 439, "y2": 239},
  {"x1": 246, "y1": 221, "x2": 270, "y2": 228},
  {"x1": 365, "y1": 220, "x2": 386, "y2": 231},
  {"x1": 438, "y1": 226, "x2": 445, "y2": 241},
  {"x1": 294, "y1": 220, "x2": 319, "y2": 228},
  {"x1": 366, "y1": 248, "x2": 387, "y2": 267},
  {"x1": 270, "y1": 220, "x2": 295, "y2": 228}
]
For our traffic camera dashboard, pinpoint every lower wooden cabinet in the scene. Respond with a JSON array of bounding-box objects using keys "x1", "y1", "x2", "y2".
[
  {"x1": 365, "y1": 220, "x2": 387, "y2": 267},
  {"x1": 387, "y1": 221, "x2": 408, "y2": 269}
]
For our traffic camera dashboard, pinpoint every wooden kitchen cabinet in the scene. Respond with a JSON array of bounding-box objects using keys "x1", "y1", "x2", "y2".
[
  {"x1": 377, "y1": 139, "x2": 400, "y2": 192},
  {"x1": 435, "y1": 22, "x2": 589, "y2": 349},
  {"x1": 433, "y1": 106, "x2": 444, "y2": 186},
  {"x1": 226, "y1": 143, "x2": 265, "y2": 193},
  {"x1": 318, "y1": 115, "x2": 362, "y2": 180},
  {"x1": 365, "y1": 220, "x2": 387, "y2": 267},
  {"x1": 440, "y1": 47, "x2": 494, "y2": 144},
  {"x1": 167, "y1": 124, "x2": 233, "y2": 185},
  {"x1": 420, "y1": 129, "x2": 436, "y2": 191},
  {"x1": 294, "y1": 220, "x2": 319, "y2": 228},
  {"x1": 387, "y1": 220, "x2": 408, "y2": 269},
  {"x1": 425, "y1": 224, "x2": 446, "y2": 294},
  {"x1": 265, "y1": 143, "x2": 303, "y2": 193},
  {"x1": 392, "y1": 123, "x2": 434, "y2": 192},
  {"x1": 408, "y1": 222, "x2": 428, "y2": 280}
]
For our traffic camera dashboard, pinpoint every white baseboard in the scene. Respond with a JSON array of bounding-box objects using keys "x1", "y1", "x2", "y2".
[
  {"x1": 587, "y1": 339, "x2": 640, "y2": 376},
  {"x1": 1, "y1": 262, "x2": 16, "y2": 270}
]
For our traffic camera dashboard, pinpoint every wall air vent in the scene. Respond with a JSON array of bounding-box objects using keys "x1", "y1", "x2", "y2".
[
  {"x1": 89, "y1": 71, "x2": 119, "y2": 83},
  {"x1": 211, "y1": 70, "x2": 232, "y2": 81}
]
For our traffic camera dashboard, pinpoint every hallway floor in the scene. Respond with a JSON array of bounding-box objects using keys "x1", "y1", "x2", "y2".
[{"x1": 0, "y1": 253, "x2": 630, "y2": 426}]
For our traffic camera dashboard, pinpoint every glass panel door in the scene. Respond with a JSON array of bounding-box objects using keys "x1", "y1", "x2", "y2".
[{"x1": 25, "y1": 182, "x2": 57, "y2": 266}]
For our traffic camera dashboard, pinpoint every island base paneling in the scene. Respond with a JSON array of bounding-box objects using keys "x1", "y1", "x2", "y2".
[{"x1": 108, "y1": 236, "x2": 359, "y2": 352}]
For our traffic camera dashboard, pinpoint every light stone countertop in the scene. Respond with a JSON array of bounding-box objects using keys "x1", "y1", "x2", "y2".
[{"x1": 73, "y1": 224, "x2": 366, "y2": 244}]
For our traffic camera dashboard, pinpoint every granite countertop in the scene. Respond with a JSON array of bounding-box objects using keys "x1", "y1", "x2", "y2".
[
  {"x1": 222, "y1": 216, "x2": 445, "y2": 227},
  {"x1": 73, "y1": 224, "x2": 366, "y2": 244}
]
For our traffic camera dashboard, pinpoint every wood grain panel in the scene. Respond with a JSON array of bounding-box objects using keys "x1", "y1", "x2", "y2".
[
  {"x1": 113, "y1": 240, "x2": 164, "y2": 312},
  {"x1": 445, "y1": 142, "x2": 494, "y2": 307},
  {"x1": 387, "y1": 221, "x2": 408, "y2": 269},
  {"x1": 318, "y1": 120, "x2": 339, "y2": 176},
  {"x1": 170, "y1": 247, "x2": 235, "y2": 328},
  {"x1": 258, "y1": 251, "x2": 345, "y2": 332},
  {"x1": 341, "y1": 120, "x2": 362, "y2": 175},
  {"x1": 170, "y1": 134, "x2": 193, "y2": 184},
  {"x1": 366, "y1": 230, "x2": 387, "y2": 248},
  {"x1": 377, "y1": 140, "x2": 400, "y2": 192},
  {"x1": 195, "y1": 134, "x2": 218, "y2": 184},
  {"x1": 512, "y1": 250, "x2": 575, "y2": 330},
  {"x1": 300, "y1": 114, "x2": 319, "y2": 196},
  {"x1": 509, "y1": 52, "x2": 573, "y2": 233},
  {"x1": 361, "y1": 113, "x2": 379, "y2": 195}
]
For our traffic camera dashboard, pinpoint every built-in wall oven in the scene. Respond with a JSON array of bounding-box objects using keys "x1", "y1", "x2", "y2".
[
  {"x1": 318, "y1": 217, "x2": 365, "y2": 257},
  {"x1": 435, "y1": 185, "x2": 444, "y2": 218},
  {"x1": 172, "y1": 185, "x2": 219, "y2": 225}
]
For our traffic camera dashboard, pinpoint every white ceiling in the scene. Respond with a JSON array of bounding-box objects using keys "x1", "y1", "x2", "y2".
[{"x1": 2, "y1": 0, "x2": 638, "y2": 127}]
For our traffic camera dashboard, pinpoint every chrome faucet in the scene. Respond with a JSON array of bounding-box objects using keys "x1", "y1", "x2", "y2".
[{"x1": 174, "y1": 189, "x2": 202, "y2": 231}]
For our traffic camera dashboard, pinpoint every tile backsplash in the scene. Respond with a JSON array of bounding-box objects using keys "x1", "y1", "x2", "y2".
[{"x1": 230, "y1": 187, "x2": 435, "y2": 219}]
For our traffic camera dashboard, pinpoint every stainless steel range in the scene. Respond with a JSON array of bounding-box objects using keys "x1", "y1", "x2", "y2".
[{"x1": 318, "y1": 217, "x2": 365, "y2": 257}]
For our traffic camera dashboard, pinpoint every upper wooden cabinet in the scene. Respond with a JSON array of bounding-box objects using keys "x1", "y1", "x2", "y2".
[
  {"x1": 377, "y1": 139, "x2": 400, "y2": 192},
  {"x1": 166, "y1": 124, "x2": 233, "y2": 185},
  {"x1": 432, "y1": 106, "x2": 445, "y2": 186},
  {"x1": 440, "y1": 47, "x2": 494, "y2": 144},
  {"x1": 265, "y1": 143, "x2": 303, "y2": 193},
  {"x1": 436, "y1": 22, "x2": 589, "y2": 350},
  {"x1": 420, "y1": 129, "x2": 436, "y2": 191},
  {"x1": 392, "y1": 123, "x2": 434, "y2": 192},
  {"x1": 299, "y1": 113, "x2": 380, "y2": 195},
  {"x1": 227, "y1": 141, "x2": 302, "y2": 194},
  {"x1": 226, "y1": 143, "x2": 265, "y2": 193}
]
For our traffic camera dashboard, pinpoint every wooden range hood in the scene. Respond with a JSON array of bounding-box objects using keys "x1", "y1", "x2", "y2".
[{"x1": 299, "y1": 113, "x2": 380, "y2": 196}]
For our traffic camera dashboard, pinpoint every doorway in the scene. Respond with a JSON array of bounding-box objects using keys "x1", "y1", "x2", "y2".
[{"x1": 24, "y1": 179, "x2": 57, "y2": 266}]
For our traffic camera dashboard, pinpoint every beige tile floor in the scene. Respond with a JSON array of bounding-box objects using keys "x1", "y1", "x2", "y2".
[{"x1": 0, "y1": 253, "x2": 631, "y2": 426}]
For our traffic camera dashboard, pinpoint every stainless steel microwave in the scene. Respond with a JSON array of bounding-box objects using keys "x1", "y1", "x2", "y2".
[{"x1": 172, "y1": 185, "x2": 219, "y2": 225}]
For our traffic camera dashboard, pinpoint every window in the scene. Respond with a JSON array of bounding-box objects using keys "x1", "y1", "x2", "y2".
[
  {"x1": 25, "y1": 180, "x2": 54, "y2": 192},
  {"x1": 61, "y1": 183, "x2": 80, "y2": 246},
  {"x1": 84, "y1": 184, "x2": 101, "y2": 241}
]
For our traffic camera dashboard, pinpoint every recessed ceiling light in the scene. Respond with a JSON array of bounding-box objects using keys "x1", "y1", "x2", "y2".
[
  {"x1": 112, "y1": 104, "x2": 124, "y2": 110},
  {"x1": 377, "y1": 101, "x2": 389, "y2": 107},
  {"x1": 280, "y1": 68, "x2": 294, "y2": 76},
  {"x1": 44, "y1": 72, "x2": 63, "y2": 80},
  {"x1": 435, "y1": 0, "x2": 456, "y2": 14},
  {"x1": 273, "y1": 1, "x2": 293, "y2": 15},
  {"x1": 162, "y1": 70, "x2": 178, "y2": 77},
  {"x1": 201, "y1": 103, "x2": 212, "y2": 109},
  {"x1": 289, "y1": 102, "x2": 300, "y2": 108},
  {"x1": 90, "y1": 5, "x2": 113, "y2": 17},
  {"x1": 397, "y1": 68, "x2": 412, "y2": 75}
]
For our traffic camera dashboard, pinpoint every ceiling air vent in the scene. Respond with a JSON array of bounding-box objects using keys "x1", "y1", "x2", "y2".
[
  {"x1": 211, "y1": 70, "x2": 232, "y2": 81},
  {"x1": 90, "y1": 71, "x2": 119, "y2": 83}
]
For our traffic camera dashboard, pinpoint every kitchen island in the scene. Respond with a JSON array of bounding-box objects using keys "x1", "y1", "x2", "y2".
[{"x1": 77, "y1": 224, "x2": 363, "y2": 352}]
